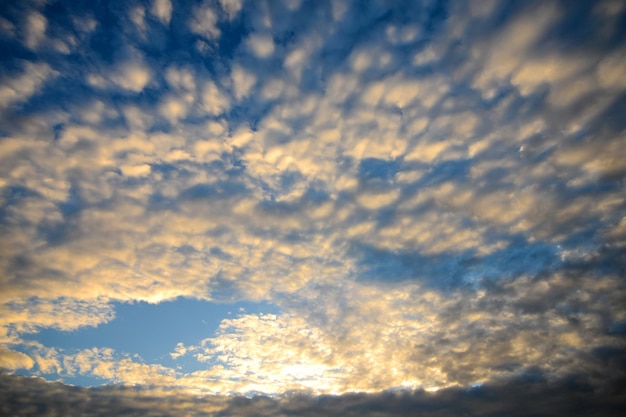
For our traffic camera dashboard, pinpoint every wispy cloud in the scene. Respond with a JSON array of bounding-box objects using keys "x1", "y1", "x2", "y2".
[
  {"x1": 0, "y1": 62, "x2": 56, "y2": 109},
  {"x1": 151, "y1": 0, "x2": 172, "y2": 25}
]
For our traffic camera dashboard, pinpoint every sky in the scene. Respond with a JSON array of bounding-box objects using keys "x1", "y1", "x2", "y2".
[{"x1": 0, "y1": 0, "x2": 625, "y2": 415}]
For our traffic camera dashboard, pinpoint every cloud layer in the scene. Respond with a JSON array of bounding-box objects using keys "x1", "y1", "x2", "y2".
[
  {"x1": 2, "y1": 372, "x2": 626, "y2": 417},
  {"x1": 0, "y1": 0, "x2": 625, "y2": 402}
]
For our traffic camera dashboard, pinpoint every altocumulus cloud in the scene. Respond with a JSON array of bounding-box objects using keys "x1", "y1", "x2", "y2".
[{"x1": 0, "y1": 0, "x2": 626, "y2": 412}]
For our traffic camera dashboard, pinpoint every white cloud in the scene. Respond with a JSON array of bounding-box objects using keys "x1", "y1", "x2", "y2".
[
  {"x1": 511, "y1": 54, "x2": 588, "y2": 96},
  {"x1": 169, "y1": 342, "x2": 189, "y2": 359},
  {"x1": 472, "y1": 3, "x2": 561, "y2": 95},
  {"x1": 165, "y1": 66, "x2": 196, "y2": 91},
  {"x1": 72, "y1": 15, "x2": 97, "y2": 33},
  {"x1": 151, "y1": 0, "x2": 173, "y2": 25},
  {"x1": 231, "y1": 65, "x2": 255, "y2": 100},
  {"x1": 110, "y1": 60, "x2": 152, "y2": 92},
  {"x1": 48, "y1": 347, "x2": 179, "y2": 386},
  {"x1": 385, "y1": 24, "x2": 420, "y2": 45},
  {"x1": 554, "y1": 132, "x2": 626, "y2": 181},
  {"x1": 1, "y1": 298, "x2": 115, "y2": 348},
  {"x1": 413, "y1": 47, "x2": 438, "y2": 66},
  {"x1": 24, "y1": 11, "x2": 47, "y2": 50},
  {"x1": 78, "y1": 100, "x2": 117, "y2": 125},
  {"x1": 356, "y1": 189, "x2": 401, "y2": 210},
  {"x1": 178, "y1": 271, "x2": 625, "y2": 394},
  {"x1": 283, "y1": 33, "x2": 322, "y2": 82},
  {"x1": 246, "y1": 33, "x2": 275, "y2": 58},
  {"x1": 2, "y1": 0, "x2": 626, "y2": 397},
  {"x1": 120, "y1": 164, "x2": 151, "y2": 177},
  {"x1": 0, "y1": 348, "x2": 34, "y2": 370},
  {"x1": 202, "y1": 81, "x2": 230, "y2": 115},
  {"x1": 190, "y1": 5, "x2": 220, "y2": 39},
  {"x1": 219, "y1": 0, "x2": 243, "y2": 20},
  {"x1": 158, "y1": 94, "x2": 193, "y2": 124},
  {"x1": 87, "y1": 53, "x2": 152, "y2": 93}
]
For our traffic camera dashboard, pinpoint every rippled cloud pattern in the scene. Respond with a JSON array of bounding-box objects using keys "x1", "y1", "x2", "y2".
[{"x1": 0, "y1": 0, "x2": 625, "y2": 414}]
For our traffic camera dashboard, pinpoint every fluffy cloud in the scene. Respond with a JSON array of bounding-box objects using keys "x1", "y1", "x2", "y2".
[
  {"x1": 108, "y1": 61, "x2": 151, "y2": 93},
  {"x1": 24, "y1": 11, "x2": 47, "y2": 50},
  {"x1": 219, "y1": 0, "x2": 242, "y2": 20},
  {"x1": 246, "y1": 33, "x2": 275, "y2": 58},
  {"x1": 231, "y1": 65, "x2": 256, "y2": 100},
  {"x1": 190, "y1": 3, "x2": 220, "y2": 39},
  {"x1": 86, "y1": 51, "x2": 151, "y2": 93},
  {"x1": 202, "y1": 81, "x2": 230, "y2": 115},
  {"x1": 0, "y1": 348, "x2": 34, "y2": 370},
  {"x1": 180, "y1": 268, "x2": 626, "y2": 394},
  {"x1": 151, "y1": 0, "x2": 172, "y2": 25}
]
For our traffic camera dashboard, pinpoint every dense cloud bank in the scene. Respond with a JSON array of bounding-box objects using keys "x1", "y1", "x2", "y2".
[{"x1": 2, "y1": 372, "x2": 626, "y2": 417}]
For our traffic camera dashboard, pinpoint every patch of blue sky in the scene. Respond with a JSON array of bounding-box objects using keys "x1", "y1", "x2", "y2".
[
  {"x1": 20, "y1": 297, "x2": 279, "y2": 371},
  {"x1": 13, "y1": 367, "x2": 107, "y2": 388}
]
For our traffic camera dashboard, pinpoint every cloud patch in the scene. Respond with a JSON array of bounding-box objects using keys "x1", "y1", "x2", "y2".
[
  {"x1": 151, "y1": 0, "x2": 172, "y2": 25},
  {"x1": 0, "y1": 62, "x2": 56, "y2": 109}
]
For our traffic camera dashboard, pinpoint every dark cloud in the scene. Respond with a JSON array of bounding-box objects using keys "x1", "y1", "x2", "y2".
[{"x1": 1, "y1": 372, "x2": 625, "y2": 417}]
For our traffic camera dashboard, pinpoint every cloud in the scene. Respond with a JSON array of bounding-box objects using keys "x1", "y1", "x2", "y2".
[
  {"x1": 0, "y1": 17, "x2": 15, "y2": 37},
  {"x1": 165, "y1": 66, "x2": 196, "y2": 91},
  {"x1": 61, "y1": 347, "x2": 177, "y2": 386},
  {"x1": 0, "y1": 62, "x2": 56, "y2": 109},
  {"x1": 120, "y1": 163, "x2": 152, "y2": 177},
  {"x1": 108, "y1": 60, "x2": 151, "y2": 93},
  {"x1": 24, "y1": 11, "x2": 47, "y2": 50},
  {"x1": 151, "y1": 0, "x2": 172, "y2": 25},
  {"x1": 0, "y1": 298, "x2": 115, "y2": 350},
  {"x1": 158, "y1": 94, "x2": 193, "y2": 124},
  {"x1": 0, "y1": 0, "x2": 625, "y2": 400},
  {"x1": 177, "y1": 265, "x2": 626, "y2": 394},
  {"x1": 219, "y1": 0, "x2": 243, "y2": 20},
  {"x1": 246, "y1": 33, "x2": 275, "y2": 58},
  {"x1": 129, "y1": 5, "x2": 147, "y2": 33},
  {"x1": 0, "y1": 348, "x2": 34, "y2": 370},
  {"x1": 231, "y1": 65, "x2": 256, "y2": 100},
  {"x1": 471, "y1": 2, "x2": 562, "y2": 96},
  {"x1": 202, "y1": 81, "x2": 230, "y2": 115},
  {"x1": 86, "y1": 49, "x2": 152, "y2": 93},
  {"x1": 190, "y1": 4, "x2": 220, "y2": 40}
]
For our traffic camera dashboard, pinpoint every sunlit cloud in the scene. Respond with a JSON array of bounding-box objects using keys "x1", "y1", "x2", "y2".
[
  {"x1": 0, "y1": 62, "x2": 56, "y2": 109},
  {"x1": 190, "y1": 3, "x2": 220, "y2": 40},
  {"x1": 151, "y1": 0, "x2": 172, "y2": 25}
]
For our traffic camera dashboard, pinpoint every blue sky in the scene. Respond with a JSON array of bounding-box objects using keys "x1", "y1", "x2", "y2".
[{"x1": 0, "y1": 0, "x2": 626, "y2": 413}]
